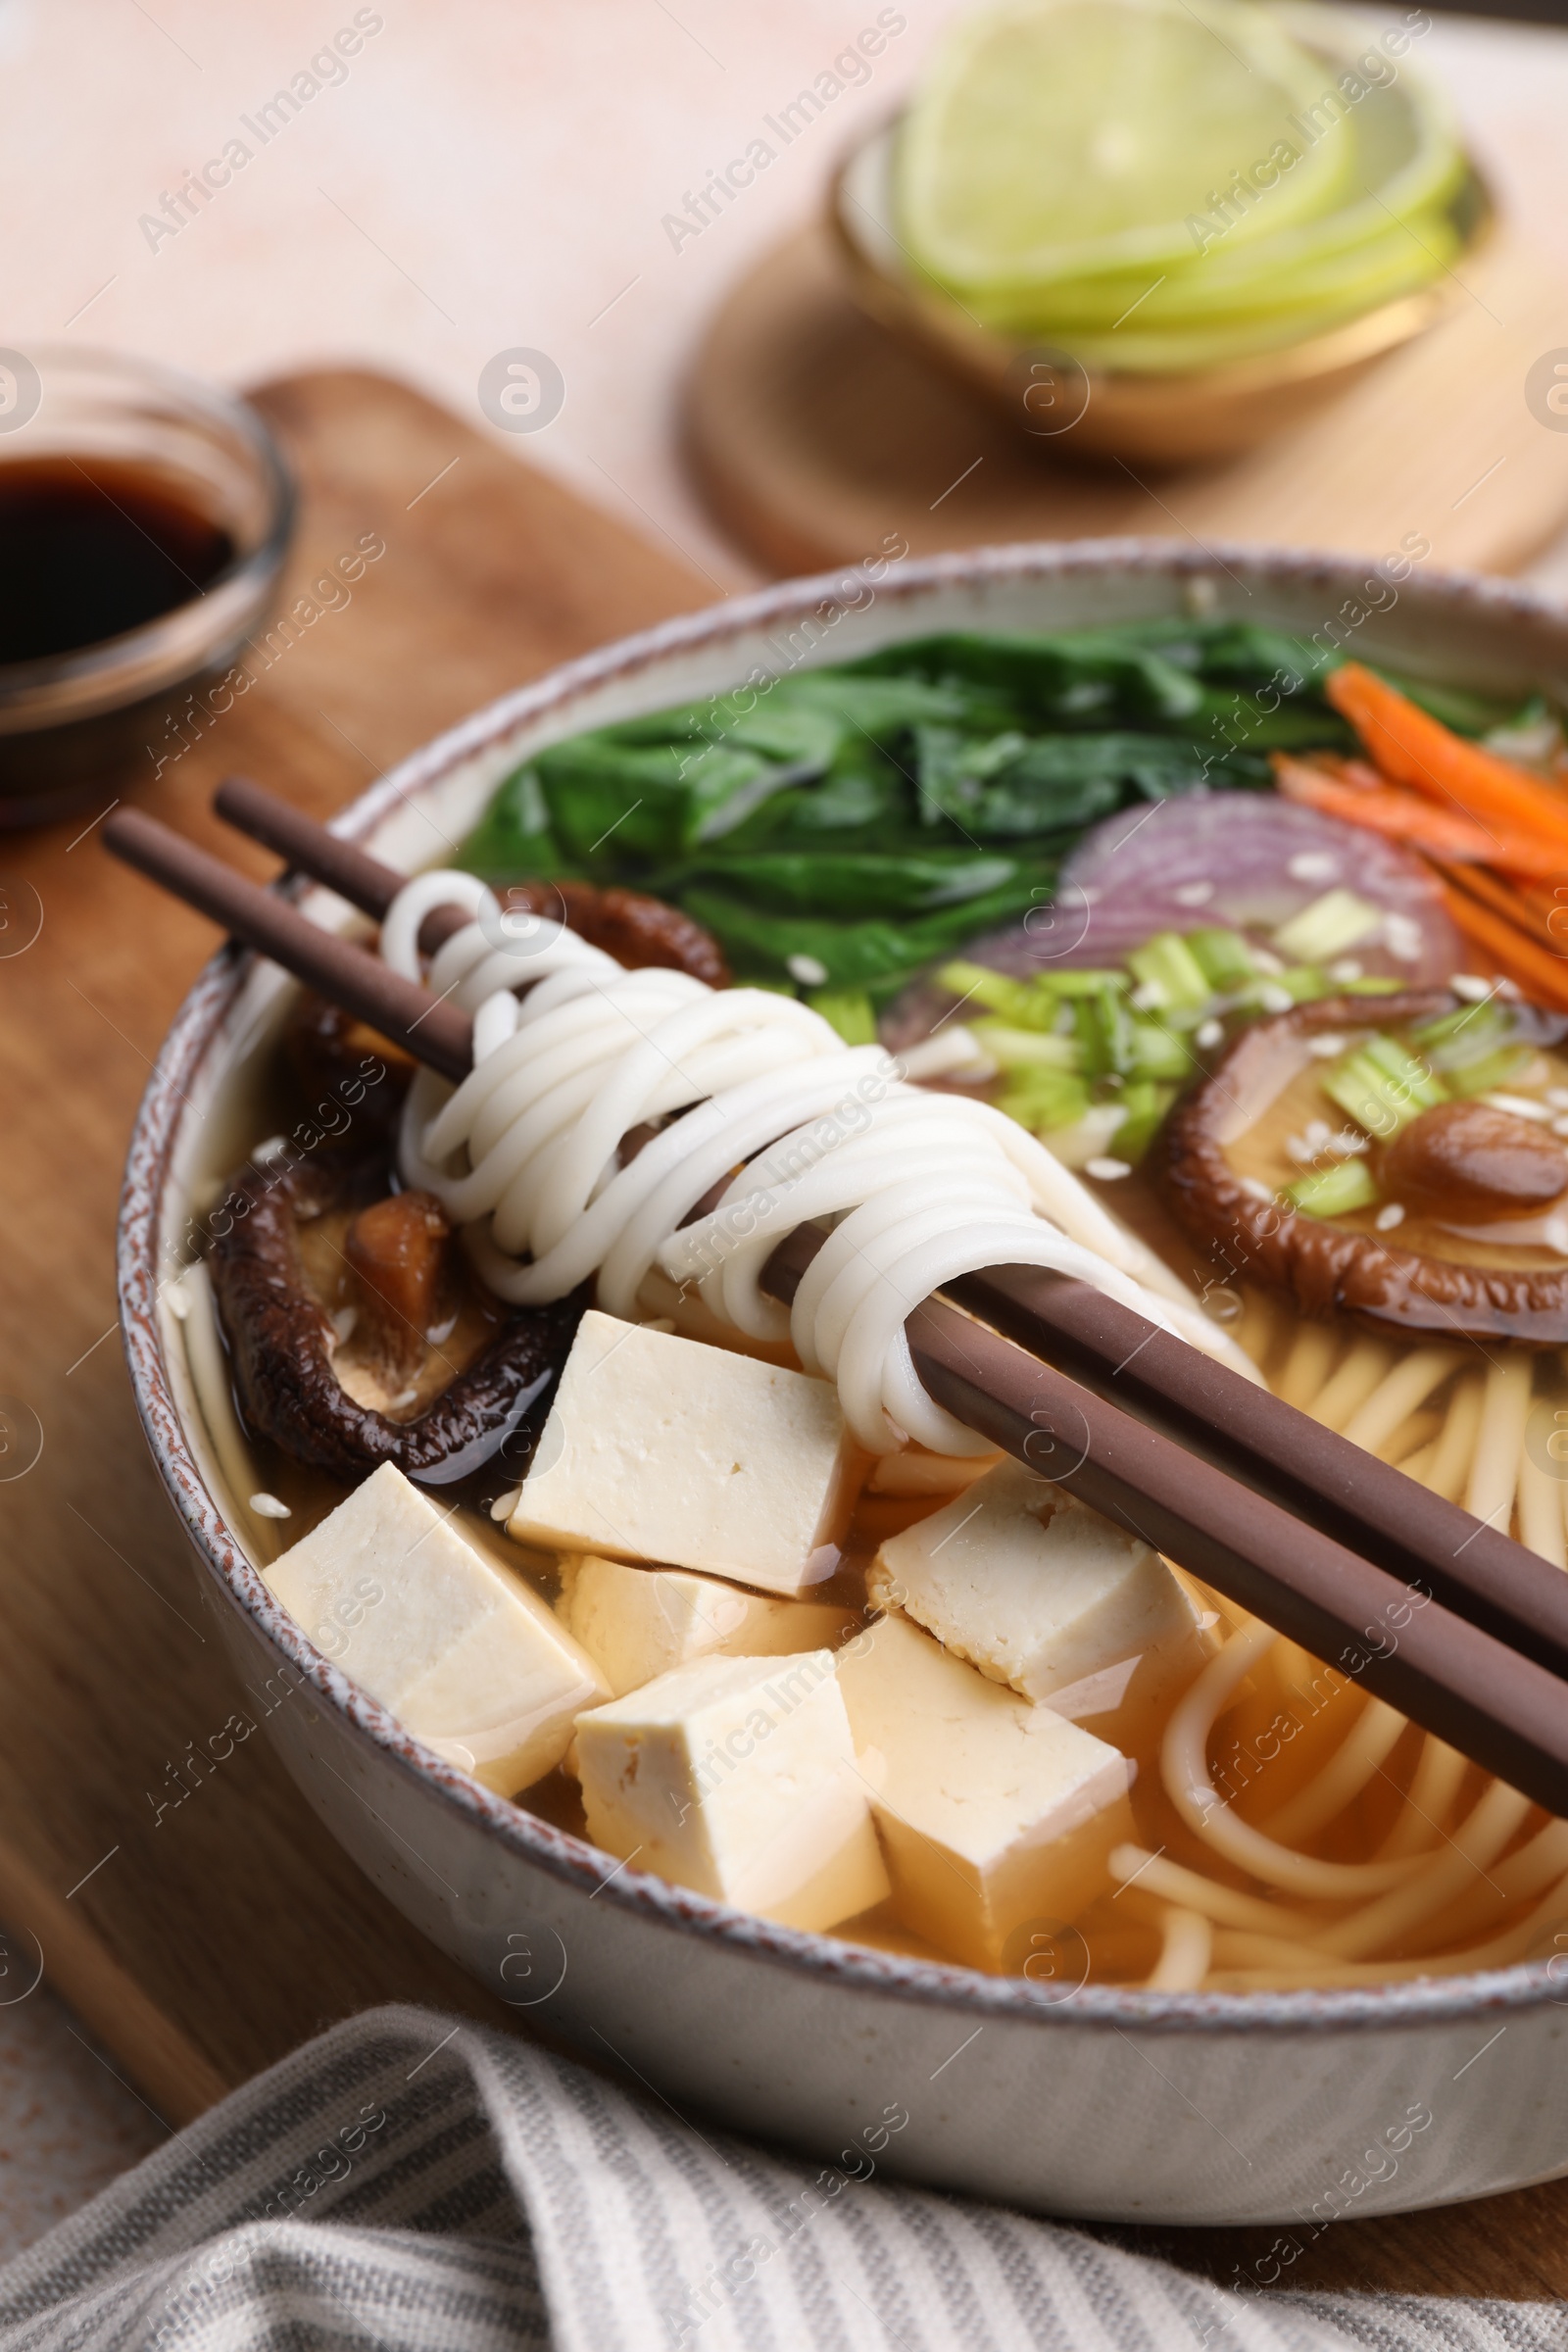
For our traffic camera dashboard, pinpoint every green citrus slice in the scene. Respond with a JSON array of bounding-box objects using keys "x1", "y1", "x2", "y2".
[{"x1": 895, "y1": 0, "x2": 1353, "y2": 290}]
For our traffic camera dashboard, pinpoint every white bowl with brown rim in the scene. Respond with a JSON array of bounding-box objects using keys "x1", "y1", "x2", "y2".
[{"x1": 118, "y1": 539, "x2": 1568, "y2": 2226}]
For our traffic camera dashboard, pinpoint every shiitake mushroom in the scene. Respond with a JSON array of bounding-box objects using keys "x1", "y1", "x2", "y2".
[
  {"x1": 209, "y1": 874, "x2": 728, "y2": 1482},
  {"x1": 1378, "y1": 1100, "x2": 1568, "y2": 1223},
  {"x1": 1161, "y1": 992, "x2": 1568, "y2": 1342},
  {"x1": 210, "y1": 1153, "x2": 583, "y2": 1485}
]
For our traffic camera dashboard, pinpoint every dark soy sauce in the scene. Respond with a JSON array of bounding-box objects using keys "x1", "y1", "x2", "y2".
[{"x1": 0, "y1": 457, "x2": 235, "y2": 666}]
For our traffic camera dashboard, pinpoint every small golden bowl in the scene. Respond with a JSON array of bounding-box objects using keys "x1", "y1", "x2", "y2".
[{"x1": 832, "y1": 123, "x2": 1494, "y2": 467}]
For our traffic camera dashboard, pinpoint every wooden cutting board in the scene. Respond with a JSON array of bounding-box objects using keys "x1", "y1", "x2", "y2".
[
  {"x1": 1, "y1": 365, "x2": 1565, "y2": 2306},
  {"x1": 685, "y1": 226, "x2": 1568, "y2": 580}
]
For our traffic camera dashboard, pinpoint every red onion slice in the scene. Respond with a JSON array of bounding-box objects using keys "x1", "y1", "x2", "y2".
[
  {"x1": 1003, "y1": 794, "x2": 1454, "y2": 983},
  {"x1": 883, "y1": 793, "x2": 1462, "y2": 1053}
]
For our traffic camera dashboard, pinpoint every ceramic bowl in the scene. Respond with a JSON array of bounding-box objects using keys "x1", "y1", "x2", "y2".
[
  {"x1": 831, "y1": 124, "x2": 1494, "y2": 466},
  {"x1": 119, "y1": 541, "x2": 1568, "y2": 2226}
]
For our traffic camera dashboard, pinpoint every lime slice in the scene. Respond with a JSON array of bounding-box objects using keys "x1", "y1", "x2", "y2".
[
  {"x1": 896, "y1": 0, "x2": 1353, "y2": 290},
  {"x1": 974, "y1": 208, "x2": 1463, "y2": 367}
]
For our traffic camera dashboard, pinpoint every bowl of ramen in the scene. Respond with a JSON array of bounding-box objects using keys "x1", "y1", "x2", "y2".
[{"x1": 119, "y1": 540, "x2": 1568, "y2": 2226}]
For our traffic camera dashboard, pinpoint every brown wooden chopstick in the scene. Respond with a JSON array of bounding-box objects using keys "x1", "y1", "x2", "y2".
[
  {"x1": 113, "y1": 790, "x2": 1568, "y2": 1814},
  {"x1": 101, "y1": 808, "x2": 474, "y2": 1083},
  {"x1": 947, "y1": 1261, "x2": 1568, "y2": 1687},
  {"x1": 213, "y1": 775, "x2": 473, "y2": 957},
  {"x1": 760, "y1": 1228, "x2": 1568, "y2": 1816},
  {"x1": 209, "y1": 777, "x2": 1568, "y2": 1677}
]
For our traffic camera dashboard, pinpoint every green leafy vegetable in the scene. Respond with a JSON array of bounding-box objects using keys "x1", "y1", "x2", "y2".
[{"x1": 459, "y1": 618, "x2": 1350, "y2": 996}]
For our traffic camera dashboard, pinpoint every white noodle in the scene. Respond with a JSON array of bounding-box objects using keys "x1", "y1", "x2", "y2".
[
  {"x1": 1423, "y1": 1369, "x2": 1485, "y2": 1503},
  {"x1": 1517, "y1": 1440, "x2": 1567, "y2": 1570},
  {"x1": 1108, "y1": 1845, "x2": 1298, "y2": 1936},
  {"x1": 1274, "y1": 1322, "x2": 1340, "y2": 1410},
  {"x1": 1378, "y1": 1735, "x2": 1466, "y2": 1859},
  {"x1": 1147, "y1": 1907, "x2": 1212, "y2": 1991},
  {"x1": 171, "y1": 1264, "x2": 270, "y2": 1565},
  {"x1": 1260, "y1": 1695, "x2": 1407, "y2": 1847},
  {"x1": 1315, "y1": 1779, "x2": 1533, "y2": 1960},
  {"x1": 1159, "y1": 1619, "x2": 1423, "y2": 1897},
  {"x1": 1308, "y1": 1338, "x2": 1396, "y2": 1435},
  {"x1": 1340, "y1": 1347, "x2": 1460, "y2": 1456},
  {"x1": 380, "y1": 874, "x2": 1254, "y2": 1453},
  {"x1": 1466, "y1": 1352, "x2": 1533, "y2": 1532}
]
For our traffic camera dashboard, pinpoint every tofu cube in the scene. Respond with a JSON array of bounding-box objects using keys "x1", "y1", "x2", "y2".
[
  {"x1": 558, "y1": 1554, "x2": 858, "y2": 1698},
  {"x1": 837, "y1": 1611, "x2": 1134, "y2": 1970},
  {"x1": 265, "y1": 1462, "x2": 607, "y2": 1795},
  {"x1": 870, "y1": 1459, "x2": 1199, "y2": 1706},
  {"x1": 574, "y1": 1651, "x2": 889, "y2": 1932},
  {"x1": 509, "y1": 1310, "x2": 857, "y2": 1597}
]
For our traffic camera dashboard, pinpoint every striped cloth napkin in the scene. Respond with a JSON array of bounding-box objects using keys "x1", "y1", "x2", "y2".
[{"x1": 0, "y1": 2005, "x2": 1553, "y2": 2351}]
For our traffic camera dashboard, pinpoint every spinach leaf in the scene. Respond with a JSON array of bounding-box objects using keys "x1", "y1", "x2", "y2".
[
  {"x1": 914, "y1": 726, "x2": 1225, "y2": 836},
  {"x1": 682, "y1": 871, "x2": 1052, "y2": 991},
  {"x1": 845, "y1": 630, "x2": 1207, "y2": 725},
  {"x1": 674, "y1": 848, "x2": 1026, "y2": 917},
  {"x1": 460, "y1": 762, "x2": 567, "y2": 882},
  {"x1": 457, "y1": 617, "x2": 1356, "y2": 995}
]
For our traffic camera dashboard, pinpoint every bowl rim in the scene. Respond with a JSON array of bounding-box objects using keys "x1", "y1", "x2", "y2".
[{"x1": 118, "y1": 534, "x2": 1568, "y2": 2040}]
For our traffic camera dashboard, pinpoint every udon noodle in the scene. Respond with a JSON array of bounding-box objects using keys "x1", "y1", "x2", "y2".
[{"x1": 381, "y1": 870, "x2": 1254, "y2": 1454}]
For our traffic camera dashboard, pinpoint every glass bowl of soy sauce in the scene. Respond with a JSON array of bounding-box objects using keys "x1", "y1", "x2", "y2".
[{"x1": 0, "y1": 346, "x2": 294, "y2": 827}]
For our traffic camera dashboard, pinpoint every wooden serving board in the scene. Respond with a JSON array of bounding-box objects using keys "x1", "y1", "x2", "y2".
[
  {"x1": 1, "y1": 364, "x2": 1565, "y2": 2306},
  {"x1": 685, "y1": 226, "x2": 1568, "y2": 580}
]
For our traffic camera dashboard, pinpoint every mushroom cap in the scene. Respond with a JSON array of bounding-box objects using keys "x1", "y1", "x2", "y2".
[
  {"x1": 1161, "y1": 992, "x2": 1568, "y2": 1342},
  {"x1": 1380, "y1": 1101, "x2": 1568, "y2": 1224}
]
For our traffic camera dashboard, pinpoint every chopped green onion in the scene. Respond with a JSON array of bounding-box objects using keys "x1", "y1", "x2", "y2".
[
  {"x1": 1445, "y1": 1046, "x2": 1533, "y2": 1099},
  {"x1": 1113, "y1": 1079, "x2": 1179, "y2": 1162},
  {"x1": 1320, "y1": 1034, "x2": 1446, "y2": 1136},
  {"x1": 936, "y1": 960, "x2": 1051, "y2": 1027},
  {"x1": 1287, "y1": 1158, "x2": 1381, "y2": 1216},
  {"x1": 1187, "y1": 927, "x2": 1260, "y2": 991},
  {"x1": 1272, "y1": 966, "x2": 1338, "y2": 1005},
  {"x1": 1072, "y1": 986, "x2": 1137, "y2": 1079},
  {"x1": 997, "y1": 1070, "x2": 1092, "y2": 1134},
  {"x1": 969, "y1": 1019, "x2": 1081, "y2": 1071},
  {"x1": 808, "y1": 987, "x2": 877, "y2": 1045},
  {"x1": 1125, "y1": 930, "x2": 1212, "y2": 1013},
  {"x1": 1127, "y1": 1019, "x2": 1193, "y2": 1080},
  {"x1": 1025, "y1": 967, "x2": 1130, "y2": 1001},
  {"x1": 1272, "y1": 889, "x2": 1384, "y2": 965},
  {"x1": 1407, "y1": 1001, "x2": 1515, "y2": 1071}
]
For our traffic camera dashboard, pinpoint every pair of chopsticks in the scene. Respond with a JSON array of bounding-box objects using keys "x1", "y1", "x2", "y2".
[{"x1": 104, "y1": 785, "x2": 1568, "y2": 1823}]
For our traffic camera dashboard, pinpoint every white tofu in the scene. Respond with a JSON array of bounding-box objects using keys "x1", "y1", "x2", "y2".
[
  {"x1": 265, "y1": 1462, "x2": 608, "y2": 1795},
  {"x1": 557, "y1": 1554, "x2": 858, "y2": 1698},
  {"x1": 870, "y1": 1459, "x2": 1199, "y2": 1705},
  {"x1": 509, "y1": 1309, "x2": 857, "y2": 1597},
  {"x1": 837, "y1": 1612, "x2": 1133, "y2": 1970},
  {"x1": 574, "y1": 1650, "x2": 889, "y2": 1932}
]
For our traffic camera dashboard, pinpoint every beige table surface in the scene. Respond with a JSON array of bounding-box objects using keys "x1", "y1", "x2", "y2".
[{"x1": 4, "y1": 0, "x2": 1568, "y2": 2263}]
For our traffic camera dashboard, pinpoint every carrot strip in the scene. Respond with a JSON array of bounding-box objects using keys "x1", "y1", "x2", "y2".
[
  {"x1": 1426, "y1": 865, "x2": 1568, "y2": 1011},
  {"x1": 1325, "y1": 663, "x2": 1568, "y2": 854},
  {"x1": 1446, "y1": 863, "x2": 1556, "y2": 950},
  {"x1": 1271, "y1": 755, "x2": 1566, "y2": 877}
]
